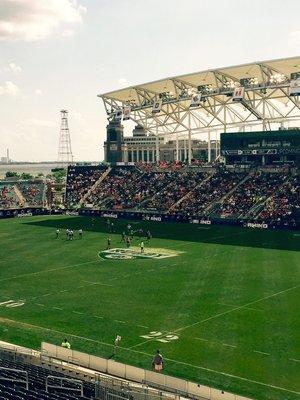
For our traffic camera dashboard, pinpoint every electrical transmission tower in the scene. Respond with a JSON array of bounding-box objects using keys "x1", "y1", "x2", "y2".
[{"x1": 57, "y1": 109, "x2": 73, "y2": 165}]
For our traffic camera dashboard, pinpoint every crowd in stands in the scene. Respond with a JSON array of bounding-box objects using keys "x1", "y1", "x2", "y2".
[
  {"x1": 214, "y1": 172, "x2": 288, "y2": 218},
  {"x1": 257, "y1": 174, "x2": 300, "y2": 226},
  {"x1": 172, "y1": 170, "x2": 245, "y2": 217},
  {"x1": 0, "y1": 183, "x2": 20, "y2": 209},
  {"x1": 0, "y1": 181, "x2": 45, "y2": 209},
  {"x1": 143, "y1": 171, "x2": 204, "y2": 211},
  {"x1": 63, "y1": 165, "x2": 300, "y2": 227},
  {"x1": 85, "y1": 167, "x2": 144, "y2": 209},
  {"x1": 84, "y1": 168, "x2": 204, "y2": 211},
  {"x1": 66, "y1": 166, "x2": 106, "y2": 207},
  {"x1": 18, "y1": 182, "x2": 44, "y2": 206}
]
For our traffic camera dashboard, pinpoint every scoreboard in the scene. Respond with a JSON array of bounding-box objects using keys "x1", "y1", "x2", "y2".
[{"x1": 221, "y1": 129, "x2": 300, "y2": 165}]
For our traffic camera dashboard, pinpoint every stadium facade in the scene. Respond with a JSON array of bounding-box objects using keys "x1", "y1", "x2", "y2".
[{"x1": 104, "y1": 121, "x2": 219, "y2": 163}]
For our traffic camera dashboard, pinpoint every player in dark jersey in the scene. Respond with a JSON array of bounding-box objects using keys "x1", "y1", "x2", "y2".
[
  {"x1": 126, "y1": 237, "x2": 131, "y2": 248},
  {"x1": 138, "y1": 228, "x2": 144, "y2": 238},
  {"x1": 146, "y1": 230, "x2": 152, "y2": 242},
  {"x1": 107, "y1": 237, "x2": 111, "y2": 250},
  {"x1": 121, "y1": 231, "x2": 126, "y2": 242}
]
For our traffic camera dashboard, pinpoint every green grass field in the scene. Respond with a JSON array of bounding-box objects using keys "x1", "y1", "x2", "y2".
[{"x1": 0, "y1": 215, "x2": 299, "y2": 400}]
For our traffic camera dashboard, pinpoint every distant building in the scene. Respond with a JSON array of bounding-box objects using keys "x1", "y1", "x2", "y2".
[
  {"x1": 104, "y1": 122, "x2": 219, "y2": 163},
  {"x1": 0, "y1": 149, "x2": 11, "y2": 164}
]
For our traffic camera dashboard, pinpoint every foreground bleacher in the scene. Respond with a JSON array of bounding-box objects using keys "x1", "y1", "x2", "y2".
[
  {"x1": 65, "y1": 164, "x2": 300, "y2": 228},
  {"x1": 0, "y1": 180, "x2": 46, "y2": 210},
  {"x1": 0, "y1": 345, "x2": 178, "y2": 400}
]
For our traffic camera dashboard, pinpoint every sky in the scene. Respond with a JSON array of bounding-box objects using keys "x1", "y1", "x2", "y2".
[{"x1": 0, "y1": 0, "x2": 299, "y2": 162}]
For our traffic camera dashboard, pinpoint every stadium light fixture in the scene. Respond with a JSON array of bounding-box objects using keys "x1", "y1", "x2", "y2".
[
  {"x1": 269, "y1": 73, "x2": 286, "y2": 84},
  {"x1": 240, "y1": 77, "x2": 259, "y2": 87},
  {"x1": 197, "y1": 84, "x2": 214, "y2": 94},
  {"x1": 223, "y1": 80, "x2": 239, "y2": 89}
]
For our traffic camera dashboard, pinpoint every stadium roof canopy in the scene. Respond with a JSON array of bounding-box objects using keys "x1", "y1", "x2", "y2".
[{"x1": 98, "y1": 56, "x2": 300, "y2": 139}]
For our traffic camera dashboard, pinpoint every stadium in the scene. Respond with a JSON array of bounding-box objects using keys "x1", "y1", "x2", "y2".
[{"x1": 0, "y1": 49, "x2": 300, "y2": 400}]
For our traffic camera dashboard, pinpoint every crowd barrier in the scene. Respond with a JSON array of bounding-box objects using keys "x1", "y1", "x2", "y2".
[
  {"x1": 0, "y1": 207, "x2": 49, "y2": 219},
  {"x1": 0, "y1": 206, "x2": 297, "y2": 231},
  {"x1": 41, "y1": 342, "x2": 252, "y2": 400},
  {"x1": 78, "y1": 209, "x2": 299, "y2": 231}
]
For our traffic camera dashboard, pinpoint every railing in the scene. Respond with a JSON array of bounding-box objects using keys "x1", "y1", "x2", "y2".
[
  {"x1": 46, "y1": 375, "x2": 83, "y2": 396},
  {"x1": 0, "y1": 366, "x2": 29, "y2": 390},
  {"x1": 41, "y1": 342, "x2": 253, "y2": 400}
]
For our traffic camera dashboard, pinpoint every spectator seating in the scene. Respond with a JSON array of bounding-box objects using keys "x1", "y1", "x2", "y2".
[
  {"x1": 66, "y1": 166, "x2": 107, "y2": 208},
  {"x1": 213, "y1": 172, "x2": 289, "y2": 219},
  {"x1": 257, "y1": 174, "x2": 300, "y2": 227},
  {"x1": 18, "y1": 182, "x2": 45, "y2": 207},
  {"x1": 0, "y1": 183, "x2": 20, "y2": 209},
  {"x1": 0, "y1": 358, "x2": 95, "y2": 400},
  {"x1": 173, "y1": 170, "x2": 246, "y2": 217},
  {"x1": 65, "y1": 165, "x2": 300, "y2": 227}
]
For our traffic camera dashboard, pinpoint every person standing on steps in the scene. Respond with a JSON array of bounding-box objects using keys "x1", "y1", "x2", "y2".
[{"x1": 152, "y1": 349, "x2": 164, "y2": 372}]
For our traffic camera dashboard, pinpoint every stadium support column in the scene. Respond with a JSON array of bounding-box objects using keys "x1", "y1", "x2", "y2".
[
  {"x1": 208, "y1": 131, "x2": 211, "y2": 163},
  {"x1": 156, "y1": 132, "x2": 160, "y2": 163},
  {"x1": 262, "y1": 95, "x2": 266, "y2": 131},
  {"x1": 176, "y1": 134, "x2": 179, "y2": 161},
  {"x1": 188, "y1": 113, "x2": 192, "y2": 165}
]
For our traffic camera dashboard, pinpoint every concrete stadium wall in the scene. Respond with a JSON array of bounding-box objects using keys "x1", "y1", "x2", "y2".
[{"x1": 41, "y1": 343, "x2": 252, "y2": 400}]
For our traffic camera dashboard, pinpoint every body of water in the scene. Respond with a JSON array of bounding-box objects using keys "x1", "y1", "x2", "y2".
[{"x1": 0, "y1": 163, "x2": 65, "y2": 178}]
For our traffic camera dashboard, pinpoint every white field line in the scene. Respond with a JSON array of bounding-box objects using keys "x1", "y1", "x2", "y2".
[
  {"x1": 173, "y1": 283, "x2": 300, "y2": 334},
  {"x1": 131, "y1": 284, "x2": 300, "y2": 349},
  {"x1": 254, "y1": 350, "x2": 270, "y2": 356},
  {"x1": 290, "y1": 358, "x2": 300, "y2": 363},
  {"x1": 218, "y1": 302, "x2": 262, "y2": 312},
  {"x1": 0, "y1": 317, "x2": 298, "y2": 396},
  {"x1": 195, "y1": 337, "x2": 236, "y2": 348},
  {"x1": 82, "y1": 280, "x2": 113, "y2": 287},
  {"x1": 0, "y1": 260, "x2": 98, "y2": 283}
]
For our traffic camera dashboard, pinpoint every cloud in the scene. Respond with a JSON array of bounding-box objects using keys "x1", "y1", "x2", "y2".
[
  {"x1": 0, "y1": 0, "x2": 87, "y2": 41},
  {"x1": 0, "y1": 81, "x2": 20, "y2": 96},
  {"x1": 117, "y1": 78, "x2": 130, "y2": 87},
  {"x1": 2, "y1": 62, "x2": 22, "y2": 74}
]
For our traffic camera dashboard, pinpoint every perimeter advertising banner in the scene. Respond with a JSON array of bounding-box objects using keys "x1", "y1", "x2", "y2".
[
  {"x1": 232, "y1": 86, "x2": 245, "y2": 101},
  {"x1": 114, "y1": 109, "x2": 122, "y2": 121},
  {"x1": 189, "y1": 93, "x2": 201, "y2": 108},
  {"x1": 289, "y1": 78, "x2": 300, "y2": 96},
  {"x1": 123, "y1": 106, "x2": 131, "y2": 120},
  {"x1": 152, "y1": 99, "x2": 162, "y2": 113}
]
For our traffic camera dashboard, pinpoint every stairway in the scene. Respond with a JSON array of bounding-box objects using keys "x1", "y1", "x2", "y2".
[
  {"x1": 13, "y1": 184, "x2": 27, "y2": 207},
  {"x1": 168, "y1": 173, "x2": 213, "y2": 211},
  {"x1": 79, "y1": 167, "x2": 112, "y2": 207},
  {"x1": 204, "y1": 172, "x2": 253, "y2": 216},
  {"x1": 247, "y1": 178, "x2": 290, "y2": 220}
]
